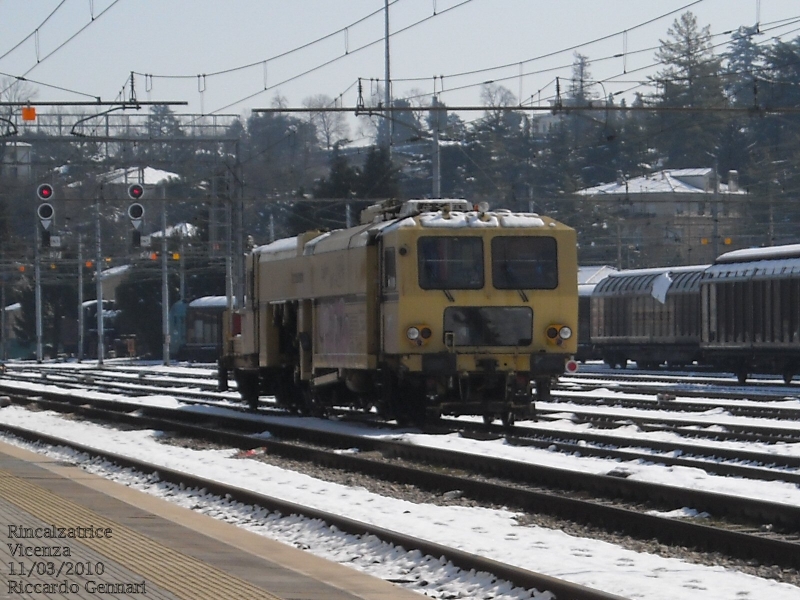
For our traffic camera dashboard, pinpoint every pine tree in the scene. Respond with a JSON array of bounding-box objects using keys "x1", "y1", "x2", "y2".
[
  {"x1": 647, "y1": 12, "x2": 727, "y2": 167},
  {"x1": 357, "y1": 146, "x2": 398, "y2": 199},
  {"x1": 313, "y1": 145, "x2": 359, "y2": 199}
]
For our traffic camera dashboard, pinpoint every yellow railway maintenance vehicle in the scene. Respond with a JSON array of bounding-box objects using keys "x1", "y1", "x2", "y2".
[{"x1": 220, "y1": 199, "x2": 578, "y2": 425}]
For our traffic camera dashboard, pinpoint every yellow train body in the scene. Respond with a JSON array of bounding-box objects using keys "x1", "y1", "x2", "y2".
[{"x1": 221, "y1": 199, "x2": 578, "y2": 424}]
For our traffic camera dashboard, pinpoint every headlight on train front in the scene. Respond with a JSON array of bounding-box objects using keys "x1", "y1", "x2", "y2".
[
  {"x1": 406, "y1": 325, "x2": 432, "y2": 346},
  {"x1": 545, "y1": 324, "x2": 573, "y2": 346}
]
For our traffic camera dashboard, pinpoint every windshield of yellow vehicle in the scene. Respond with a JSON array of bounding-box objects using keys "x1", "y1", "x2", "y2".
[
  {"x1": 492, "y1": 236, "x2": 558, "y2": 289},
  {"x1": 418, "y1": 237, "x2": 483, "y2": 289}
]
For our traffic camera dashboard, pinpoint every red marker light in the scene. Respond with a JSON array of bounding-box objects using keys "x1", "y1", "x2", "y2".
[
  {"x1": 128, "y1": 184, "x2": 144, "y2": 200},
  {"x1": 36, "y1": 184, "x2": 54, "y2": 200}
]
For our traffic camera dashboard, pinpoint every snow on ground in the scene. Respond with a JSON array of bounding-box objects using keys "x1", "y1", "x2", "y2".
[
  {"x1": 1, "y1": 395, "x2": 799, "y2": 599},
  {"x1": 6, "y1": 375, "x2": 800, "y2": 509}
]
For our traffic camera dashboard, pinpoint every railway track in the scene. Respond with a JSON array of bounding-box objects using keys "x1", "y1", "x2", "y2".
[
  {"x1": 3, "y1": 365, "x2": 800, "y2": 482},
  {"x1": 3, "y1": 384, "x2": 800, "y2": 573},
  {"x1": 0, "y1": 411, "x2": 627, "y2": 600},
  {"x1": 562, "y1": 369, "x2": 800, "y2": 397},
  {"x1": 4, "y1": 367, "x2": 800, "y2": 482}
]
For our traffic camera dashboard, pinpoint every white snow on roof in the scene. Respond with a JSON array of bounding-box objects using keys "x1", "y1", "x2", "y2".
[
  {"x1": 705, "y1": 257, "x2": 800, "y2": 279},
  {"x1": 604, "y1": 265, "x2": 709, "y2": 278},
  {"x1": 578, "y1": 265, "x2": 618, "y2": 295},
  {"x1": 420, "y1": 211, "x2": 498, "y2": 228},
  {"x1": 576, "y1": 168, "x2": 746, "y2": 196},
  {"x1": 715, "y1": 243, "x2": 800, "y2": 263},
  {"x1": 418, "y1": 211, "x2": 545, "y2": 229},
  {"x1": 376, "y1": 217, "x2": 417, "y2": 235},
  {"x1": 254, "y1": 236, "x2": 298, "y2": 256},
  {"x1": 497, "y1": 211, "x2": 546, "y2": 228},
  {"x1": 188, "y1": 296, "x2": 229, "y2": 308},
  {"x1": 578, "y1": 265, "x2": 617, "y2": 286},
  {"x1": 150, "y1": 223, "x2": 198, "y2": 239},
  {"x1": 99, "y1": 264, "x2": 131, "y2": 280},
  {"x1": 97, "y1": 166, "x2": 181, "y2": 186}
]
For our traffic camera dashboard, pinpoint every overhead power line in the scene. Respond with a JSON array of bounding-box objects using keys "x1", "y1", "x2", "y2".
[
  {"x1": 0, "y1": 0, "x2": 68, "y2": 63},
  {"x1": 185, "y1": 0, "x2": 476, "y2": 118},
  {"x1": 253, "y1": 104, "x2": 800, "y2": 114},
  {"x1": 0, "y1": 0, "x2": 126, "y2": 100}
]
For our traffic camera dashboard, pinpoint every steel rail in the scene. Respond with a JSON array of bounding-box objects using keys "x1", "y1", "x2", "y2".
[
  {"x1": 0, "y1": 419, "x2": 628, "y2": 600},
  {"x1": 3, "y1": 389, "x2": 800, "y2": 569}
]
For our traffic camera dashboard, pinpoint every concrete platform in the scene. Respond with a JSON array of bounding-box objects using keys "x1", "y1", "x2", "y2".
[{"x1": 0, "y1": 439, "x2": 421, "y2": 599}]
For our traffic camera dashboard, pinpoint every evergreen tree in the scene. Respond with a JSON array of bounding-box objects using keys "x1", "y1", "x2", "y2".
[
  {"x1": 140, "y1": 105, "x2": 191, "y2": 166},
  {"x1": 357, "y1": 146, "x2": 399, "y2": 199},
  {"x1": 646, "y1": 12, "x2": 727, "y2": 167},
  {"x1": 568, "y1": 53, "x2": 597, "y2": 105},
  {"x1": 724, "y1": 25, "x2": 762, "y2": 108},
  {"x1": 313, "y1": 145, "x2": 360, "y2": 198}
]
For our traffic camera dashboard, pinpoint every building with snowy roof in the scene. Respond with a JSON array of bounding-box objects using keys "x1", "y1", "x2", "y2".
[{"x1": 576, "y1": 168, "x2": 746, "y2": 267}]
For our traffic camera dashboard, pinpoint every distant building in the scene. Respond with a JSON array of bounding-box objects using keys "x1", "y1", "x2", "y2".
[
  {"x1": 1, "y1": 303, "x2": 30, "y2": 359},
  {"x1": 64, "y1": 165, "x2": 181, "y2": 198},
  {"x1": 96, "y1": 166, "x2": 181, "y2": 194},
  {"x1": 576, "y1": 168, "x2": 746, "y2": 267},
  {"x1": 99, "y1": 264, "x2": 131, "y2": 302},
  {"x1": 1, "y1": 142, "x2": 32, "y2": 181}
]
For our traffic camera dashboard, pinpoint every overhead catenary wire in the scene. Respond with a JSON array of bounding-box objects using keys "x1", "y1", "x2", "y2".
[
  {"x1": 0, "y1": 0, "x2": 69, "y2": 64},
  {"x1": 184, "y1": 0, "x2": 475, "y2": 120},
  {"x1": 134, "y1": 0, "x2": 403, "y2": 81},
  {"x1": 387, "y1": 0, "x2": 708, "y2": 86},
  {"x1": 0, "y1": 0, "x2": 126, "y2": 100},
  {"x1": 385, "y1": 15, "x2": 800, "y2": 111}
]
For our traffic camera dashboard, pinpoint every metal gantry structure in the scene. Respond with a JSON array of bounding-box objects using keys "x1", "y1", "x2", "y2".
[{"x1": 0, "y1": 105, "x2": 244, "y2": 366}]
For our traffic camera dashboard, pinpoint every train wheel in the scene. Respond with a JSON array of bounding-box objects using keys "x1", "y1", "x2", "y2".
[
  {"x1": 273, "y1": 370, "x2": 297, "y2": 411},
  {"x1": 535, "y1": 378, "x2": 551, "y2": 402},
  {"x1": 783, "y1": 369, "x2": 794, "y2": 385},
  {"x1": 736, "y1": 370, "x2": 748, "y2": 385},
  {"x1": 234, "y1": 370, "x2": 260, "y2": 411},
  {"x1": 217, "y1": 364, "x2": 229, "y2": 392},
  {"x1": 482, "y1": 413, "x2": 495, "y2": 425},
  {"x1": 397, "y1": 388, "x2": 427, "y2": 428},
  {"x1": 501, "y1": 410, "x2": 515, "y2": 427}
]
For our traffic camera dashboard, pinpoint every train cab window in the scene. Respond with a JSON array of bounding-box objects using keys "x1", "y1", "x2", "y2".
[
  {"x1": 492, "y1": 237, "x2": 558, "y2": 290},
  {"x1": 383, "y1": 248, "x2": 396, "y2": 290},
  {"x1": 418, "y1": 237, "x2": 483, "y2": 289}
]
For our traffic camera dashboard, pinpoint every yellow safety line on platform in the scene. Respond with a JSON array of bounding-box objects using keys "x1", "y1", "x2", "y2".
[{"x1": 0, "y1": 468, "x2": 282, "y2": 600}]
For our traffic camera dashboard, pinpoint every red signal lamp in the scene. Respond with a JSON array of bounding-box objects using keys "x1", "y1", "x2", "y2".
[{"x1": 128, "y1": 184, "x2": 144, "y2": 200}]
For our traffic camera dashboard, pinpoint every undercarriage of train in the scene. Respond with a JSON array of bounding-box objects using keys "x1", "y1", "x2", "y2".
[{"x1": 223, "y1": 364, "x2": 552, "y2": 427}]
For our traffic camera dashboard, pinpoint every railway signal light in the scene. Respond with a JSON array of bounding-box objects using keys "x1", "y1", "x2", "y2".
[
  {"x1": 37, "y1": 202, "x2": 54, "y2": 221},
  {"x1": 128, "y1": 183, "x2": 144, "y2": 200},
  {"x1": 37, "y1": 202, "x2": 55, "y2": 234},
  {"x1": 127, "y1": 202, "x2": 145, "y2": 247},
  {"x1": 36, "y1": 183, "x2": 54, "y2": 200},
  {"x1": 128, "y1": 202, "x2": 145, "y2": 221}
]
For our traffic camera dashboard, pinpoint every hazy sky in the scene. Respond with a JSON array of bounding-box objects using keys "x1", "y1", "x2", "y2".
[{"x1": 1, "y1": 0, "x2": 798, "y2": 121}]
